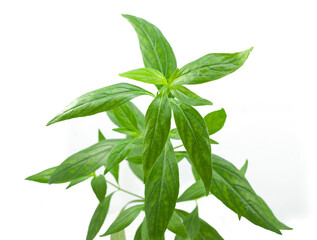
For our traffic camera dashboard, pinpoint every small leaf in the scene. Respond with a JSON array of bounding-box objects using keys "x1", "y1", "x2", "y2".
[
  {"x1": 171, "y1": 100, "x2": 212, "y2": 194},
  {"x1": 145, "y1": 141, "x2": 179, "y2": 240},
  {"x1": 240, "y1": 159, "x2": 248, "y2": 176},
  {"x1": 91, "y1": 175, "x2": 107, "y2": 202},
  {"x1": 98, "y1": 129, "x2": 106, "y2": 141},
  {"x1": 47, "y1": 83, "x2": 154, "y2": 126},
  {"x1": 122, "y1": 14, "x2": 177, "y2": 79},
  {"x1": 128, "y1": 161, "x2": 144, "y2": 182},
  {"x1": 171, "y1": 86, "x2": 212, "y2": 106},
  {"x1": 100, "y1": 204, "x2": 144, "y2": 236},
  {"x1": 120, "y1": 68, "x2": 167, "y2": 84},
  {"x1": 110, "y1": 165, "x2": 120, "y2": 183},
  {"x1": 209, "y1": 138, "x2": 219, "y2": 144},
  {"x1": 177, "y1": 180, "x2": 205, "y2": 202},
  {"x1": 86, "y1": 193, "x2": 113, "y2": 240},
  {"x1": 204, "y1": 108, "x2": 227, "y2": 135},
  {"x1": 26, "y1": 167, "x2": 57, "y2": 183},
  {"x1": 171, "y1": 48, "x2": 253, "y2": 85},
  {"x1": 111, "y1": 230, "x2": 126, "y2": 240},
  {"x1": 167, "y1": 211, "x2": 188, "y2": 238},
  {"x1": 49, "y1": 139, "x2": 121, "y2": 183},
  {"x1": 143, "y1": 92, "x2": 171, "y2": 181},
  {"x1": 169, "y1": 128, "x2": 181, "y2": 140},
  {"x1": 175, "y1": 207, "x2": 200, "y2": 240},
  {"x1": 66, "y1": 175, "x2": 92, "y2": 189}
]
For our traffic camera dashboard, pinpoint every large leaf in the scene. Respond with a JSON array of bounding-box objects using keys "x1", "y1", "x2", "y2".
[
  {"x1": 171, "y1": 86, "x2": 212, "y2": 106},
  {"x1": 47, "y1": 83, "x2": 154, "y2": 126},
  {"x1": 171, "y1": 47, "x2": 253, "y2": 85},
  {"x1": 204, "y1": 108, "x2": 227, "y2": 135},
  {"x1": 49, "y1": 139, "x2": 121, "y2": 183},
  {"x1": 120, "y1": 68, "x2": 167, "y2": 85},
  {"x1": 100, "y1": 204, "x2": 144, "y2": 236},
  {"x1": 211, "y1": 154, "x2": 290, "y2": 234},
  {"x1": 177, "y1": 180, "x2": 205, "y2": 202},
  {"x1": 167, "y1": 211, "x2": 188, "y2": 239},
  {"x1": 176, "y1": 209, "x2": 223, "y2": 240},
  {"x1": 145, "y1": 141, "x2": 179, "y2": 240},
  {"x1": 91, "y1": 175, "x2": 107, "y2": 202},
  {"x1": 26, "y1": 167, "x2": 57, "y2": 183},
  {"x1": 143, "y1": 92, "x2": 171, "y2": 181},
  {"x1": 123, "y1": 14, "x2": 177, "y2": 79},
  {"x1": 175, "y1": 207, "x2": 200, "y2": 240},
  {"x1": 86, "y1": 193, "x2": 113, "y2": 240},
  {"x1": 171, "y1": 100, "x2": 212, "y2": 194}
]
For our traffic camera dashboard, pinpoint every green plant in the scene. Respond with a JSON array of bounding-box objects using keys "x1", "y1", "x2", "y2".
[{"x1": 26, "y1": 14, "x2": 291, "y2": 239}]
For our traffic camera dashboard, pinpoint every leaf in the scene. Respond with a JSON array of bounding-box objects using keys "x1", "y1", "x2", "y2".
[
  {"x1": 211, "y1": 154, "x2": 290, "y2": 234},
  {"x1": 167, "y1": 211, "x2": 188, "y2": 239},
  {"x1": 141, "y1": 217, "x2": 149, "y2": 240},
  {"x1": 171, "y1": 47, "x2": 253, "y2": 85},
  {"x1": 120, "y1": 68, "x2": 167, "y2": 85},
  {"x1": 100, "y1": 204, "x2": 143, "y2": 236},
  {"x1": 128, "y1": 161, "x2": 144, "y2": 182},
  {"x1": 177, "y1": 151, "x2": 201, "y2": 181},
  {"x1": 145, "y1": 141, "x2": 179, "y2": 240},
  {"x1": 104, "y1": 138, "x2": 135, "y2": 173},
  {"x1": 49, "y1": 139, "x2": 121, "y2": 183},
  {"x1": 47, "y1": 83, "x2": 154, "y2": 126},
  {"x1": 91, "y1": 175, "x2": 107, "y2": 202},
  {"x1": 26, "y1": 167, "x2": 57, "y2": 183},
  {"x1": 134, "y1": 222, "x2": 143, "y2": 240},
  {"x1": 175, "y1": 207, "x2": 200, "y2": 240},
  {"x1": 143, "y1": 92, "x2": 171, "y2": 181},
  {"x1": 112, "y1": 127, "x2": 139, "y2": 136},
  {"x1": 98, "y1": 129, "x2": 106, "y2": 141},
  {"x1": 111, "y1": 230, "x2": 126, "y2": 240},
  {"x1": 122, "y1": 14, "x2": 177, "y2": 79},
  {"x1": 171, "y1": 86, "x2": 212, "y2": 106},
  {"x1": 169, "y1": 128, "x2": 181, "y2": 140},
  {"x1": 86, "y1": 193, "x2": 113, "y2": 240},
  {"x1": 171, "y1": 100, "x2": 212, "y2": 194},
  {"x1": 240, "y1": 159, "x2": 248, "y2": 176},
  {"x1": 177, "y1": 180, "x2": 205, "y2": 202},
  {"x1": 176, "y1": 209, "x2": 223, "y2": 240},
  {"x1": 209, "y1": 138, "x2": 219, "y2": 145},
  {"x1": 66, "y1": 175, "x2": 92, "y2": 189},
  {"x1": 204, "y1": 108, "x2": 227, "y2": 135}
]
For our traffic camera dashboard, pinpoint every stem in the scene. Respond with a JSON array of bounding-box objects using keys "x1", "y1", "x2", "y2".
[
  {"x1": 173, "y1": 144, "x2": 184, "y2": 149},
  {"x1": 106, "y1": 180, "x2": 144, "y2": 200}
]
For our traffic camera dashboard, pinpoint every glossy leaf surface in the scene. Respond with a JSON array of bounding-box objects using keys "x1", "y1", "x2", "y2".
[
  {"x1": 120, "y1": 68, "x2": 167, "y2": 84},
  {"x1": 91, "y1": 175, "x2": 107, "y2": 202},
  {"x1": 204, "y1": 108, "x2": 227, "y2": 135},
  {"x1": 171, "y1": 86, "x2": 212, "y2": 106}
]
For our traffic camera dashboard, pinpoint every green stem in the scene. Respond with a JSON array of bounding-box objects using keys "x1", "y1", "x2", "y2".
[
  {"x1": 173, "y1": 144, "x2": 184, "y2": 150},
  {"x1": 106, "y1": 180, "x2": 144, "y2": 200}
]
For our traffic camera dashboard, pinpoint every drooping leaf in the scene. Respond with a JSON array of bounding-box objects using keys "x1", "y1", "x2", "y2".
[
  {"x1": 240, "y1": 159, "x2": 248, "y2": 176},
  {"x1": 171, "y1": 100, "x2": 212, "y2": 194},
  {"x1": 91, "y1": 175, "x2": 107, "y2": 202},
  {"x1": 26, "y1": 167, "x2": 57, "y2": 183},
  {"x1": 120, "y1": 68, "x2": 167, "y2": 84},
  {"x1": 100, "y1": 204, "x2": 144, "y2": 236},
  {"x1": 86, "y1": 193, "x2": 113, "y2": 240},
  {"x1": 171, "y1": 86, "x2": 212, "y2": 106},
  {"x1": 171, "y1": 48, "x2": 253, "y2": 85},
  {"x1": 177, "y1": 180, "x2": 205, "y2": 202},
  {"x1": 47, "y1": 83, "x2": 154, "y2": 126},
  {"x1": 49, "y1": 139, "x2": 121, "y2": 183},
  {"x1": 143, "y1": 92, "x2": 171, "y2": 181},
  {"x1": 145, "y1": 141, "x2": 179, "y2": 240},
  {"x1": 122, "y1": 14, "x2": 177, "y2": 79},
  {"x1": 167, "y1": 211, "x2": 188, "y2": 239},
  {"x1": 175, "y1": 207, "x2": 200, "y2": 240},
  {"x1": 66, "y1": 175, "x2": 92, "y2": 189},
  {"x1": 204, "y1": 108, "x2": 227, "y2": 135},
  {"x1": 211, "y1": 154, "x2": 290, "y2": 234},
  {"x1": 111, "y1": 230, "x2": 126, "y2": 240},
  {"x1": 128, "y1": 161, "x2": 144, "y2": 182}
]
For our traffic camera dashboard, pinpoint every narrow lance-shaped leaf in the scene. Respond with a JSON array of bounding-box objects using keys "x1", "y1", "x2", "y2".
[
  {"x1": 177, "y1": 180, "x2": 205, "y2": 202},
  {"x1": 49, "y1": 139, "x2": 122, "y2": 183},
  {"x1": 66, "y1": 175, "x2": 92, "y2": 189},
  {"x1": 120, "y1": 68, "x2": 167, "y2": 85},
  {"x1": 100, "y1": 204, "x2": 144, "y2": 236},
  {"x1": 171, "y1": 85, "x2": 212, "y2": 106},
  {"x1": 240, "y1": 159, "x2": 248, "y2": 176},
  {"x1": 86, "y1": 193, "x2": 114, "y2": 240},
  {"x1": 175, "y1": 207, "x2": 200, "y2": 240},
  {"x1": 143, "y1": 92, "x2": 171, "y2": 181},
  {"x1": 91, "y1": 175, "x2": 107, "y2": 202},
  {"x1": 47, "y1": 83, "x2": 154, "y2": 126},
  {"x1": 171, "y1": 100, "x2": 212, "y2": 194},
  {"x1": 204, "y1": 108, "x2": 227, "y2": 135},
  {"x1": 171, "y1": 47, "x2": 253, "y2": 85},
  {"x1": 123, "y1": 14, "x2": 177, "y2": 79},
  {"x1": 167, "y1": 211, "x2": 188, "y2": 239},
  {"x1": 26, "y1": 167, "x2": 57, "y2": 184},
  {"x1": 145, "y1": 141, "x2": 179, "y2": 240}
]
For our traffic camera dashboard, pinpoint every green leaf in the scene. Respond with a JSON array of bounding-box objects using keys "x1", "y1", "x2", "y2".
[
  {"x1": 204, "y1": 108, "x2": 227, "y2": 135},
  {"x1": 98, "y1": 129, "x2": 106, "y2": 141},
  {"x1": 177, "y1": 151, "x2": 201, "y2": 181},
  {"x1": 176, "y1": 209, "x2": 223, "y2": 240},
  {"x1": 49, "y1": 139, "x2": 121, "y2": 183},
  {"x1": 141, "y1": 217, "x2": 149, "y2": 240},
  {"x1": 211, "y1": 154, "x2": 290, "y2": 234},
  {"x1": 175, "y1": 207, "x2": 200, "y2": 240},
  {"x1": 26, "y1": 167, "x2": 57, "y2": 183},
  {"x1": 171, "y1": 100, "x2": 212, "y2": 194},
  {"x1": 145, "y1": 141, "x2": 179, "y2": 240},
  {"x1": 171, "y1": 86, "x2": 212, "y2": 106},
  {"x1": 171, "y1": 47, "x2": 253, "y2": 85},
  {"x1": 120, "y1": 68, "x2": 167, "y2": 85},
  {"x1": 167, "y1": 211, "x2": 188, "y2": 239},
  {"x1": 122, "y1": 14, "x2": 177, "y2": 79},
  {"x1": 111, "y1": 230, "x2": 126, "y2": 240},
  {"x1": 240, "y1": 159, "x2": 248, "y2": 176},
  {"x1": 47, "y1": 83, "x2": 154, "y2": 126},
  {"x1": 177, "y1": 180, "x2": 205, "y2": 202},
  {"x1": 134, "y1": 222, "x2": 143, "y2": 240},
  {"x1": 128, "y1": 161, "x2": 144, "y2": 182},
  {"x1": 86, "y1": 193, "x2": 113, "y2": 240},
  {"x1": 112, "y1": 127, "x2": 139, "y2": 136},
  {"x1": 100, "y1": 204, "x2": 143, "y2": 236},
  {"x1": 209, "y1": 138, "x2": 219, "y2": 145},
  {"x1": 66, "y1": 175, "x2": 92, "y2": 189},
  {"x1": 104, "y1": 138, "x2": 135, "y2": 173},
  {"x1": 143, "y1": 92, "x2": 171, "y2": 181},
  {"x1": 91, "y1": 175, "x2": 107, "y2": 202},
  {"x1": 169, "y1": 128, "x2": 181, "y2": 140}
]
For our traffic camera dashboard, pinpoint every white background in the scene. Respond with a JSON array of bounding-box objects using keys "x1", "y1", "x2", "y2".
[{"x1": 1, "y1": 0, "x2": 316, "y2": 239}]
